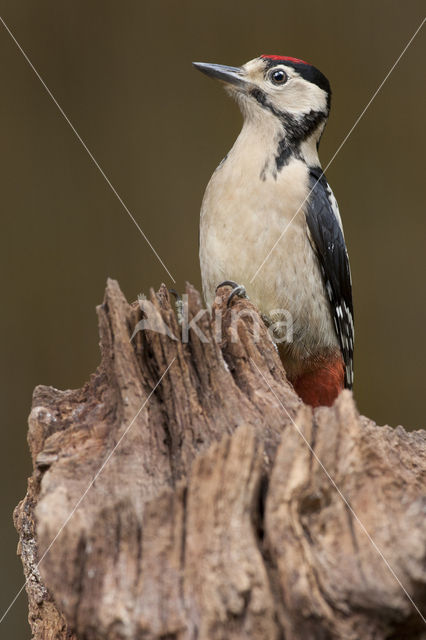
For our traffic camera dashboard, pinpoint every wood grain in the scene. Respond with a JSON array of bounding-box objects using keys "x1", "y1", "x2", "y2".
[{"x1": 14, "y1": 280, "x2": 426, "y2": 639}]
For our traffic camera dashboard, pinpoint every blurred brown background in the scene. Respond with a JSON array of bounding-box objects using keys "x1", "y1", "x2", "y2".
[{"x1": 0, "y1": 1, "x2": 424, "y2": 636}]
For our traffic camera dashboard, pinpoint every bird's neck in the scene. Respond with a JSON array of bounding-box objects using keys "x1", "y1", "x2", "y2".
[{"x1": 232, "y1": 109, "x2": 326, "y2": 180}]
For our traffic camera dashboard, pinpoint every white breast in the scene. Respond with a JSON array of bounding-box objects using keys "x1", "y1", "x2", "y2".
[{"x1": 199, "y1": 122, "x2": 339, "y2": 359}]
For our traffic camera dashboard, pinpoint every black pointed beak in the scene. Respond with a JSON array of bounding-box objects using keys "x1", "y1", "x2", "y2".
[{"x1": 192, "y1": 62, "x2": 245, "y2": 89}]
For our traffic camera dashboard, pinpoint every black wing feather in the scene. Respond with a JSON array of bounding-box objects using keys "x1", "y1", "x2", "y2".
[{"x1": 306, "y1": 168, "x2": 354, "y2": 388}]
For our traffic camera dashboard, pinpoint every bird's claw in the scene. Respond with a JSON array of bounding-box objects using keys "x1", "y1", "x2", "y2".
[
  {"x1": 226, "y1": 285, "x2": 247, "y2": 307},
  {"x1": 216, "y1": 281, "x2": 248, "y2": 308}
]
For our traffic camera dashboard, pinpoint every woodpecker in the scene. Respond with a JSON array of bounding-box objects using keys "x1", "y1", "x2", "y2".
[{"x1": 193, "y1": 55, "x2": 354, "y2": 408}]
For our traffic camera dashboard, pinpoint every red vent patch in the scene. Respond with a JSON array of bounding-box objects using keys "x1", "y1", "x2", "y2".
[{"x1": 261, "y1": 54, "x2": 309, "y2": 65}]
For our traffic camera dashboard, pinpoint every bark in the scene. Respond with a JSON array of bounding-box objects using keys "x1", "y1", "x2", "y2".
[{"x1": 14, "y1": 279, "x2": 426, "y2": 640}]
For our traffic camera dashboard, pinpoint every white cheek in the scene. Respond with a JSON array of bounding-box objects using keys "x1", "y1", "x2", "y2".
[{"x1": 273, "y1": 80, "x2": 327, "y2": 114}]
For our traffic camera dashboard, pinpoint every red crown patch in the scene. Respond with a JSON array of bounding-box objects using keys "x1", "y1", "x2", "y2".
[{"x1": 261, "y1": 55, "x2": 309, "y2": 65}]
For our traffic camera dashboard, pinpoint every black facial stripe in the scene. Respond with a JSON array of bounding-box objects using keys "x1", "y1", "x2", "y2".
[
  {"x1": 250, "y1": 87, "x2": 326, "y2": 172},
  {"x1": 250, "y1": 87, "x2": 325, "y2": 135},
  {"x1": 282, "y1": 110, "x2": 326, "y2": 143},
  {"x1": 250, "y1": 87, "x2": 282, "y2": 118},
  {"x1": 275, "y1": 113, "x2": 324, "y2": 171}
]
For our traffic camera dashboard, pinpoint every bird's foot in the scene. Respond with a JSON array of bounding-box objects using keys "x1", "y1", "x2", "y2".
[
  {"x1": 169, "y1": 289, "x2": 184, "y2": 325},
  {"x1": 216, "y1": 280, "x2": 248, "y2": 308}
]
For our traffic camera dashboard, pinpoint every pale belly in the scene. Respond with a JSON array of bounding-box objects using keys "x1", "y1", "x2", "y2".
[{"x1": 199, "y1": 157, "x2": 338, "y2": 361}]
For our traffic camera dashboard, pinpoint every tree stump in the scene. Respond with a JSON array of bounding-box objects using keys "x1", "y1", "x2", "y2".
[{"x1": 13, "y1": 279, "x2": 426, "y2": 639}]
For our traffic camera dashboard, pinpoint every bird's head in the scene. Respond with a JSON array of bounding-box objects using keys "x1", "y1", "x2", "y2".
[{"x1": 193, "y1": 55, "x2": 331, "y2": 153}]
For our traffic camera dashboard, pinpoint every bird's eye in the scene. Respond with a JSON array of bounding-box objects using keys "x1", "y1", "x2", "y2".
[{"x1": 270, "y1": 68, "x2": 288, "y2": 85}]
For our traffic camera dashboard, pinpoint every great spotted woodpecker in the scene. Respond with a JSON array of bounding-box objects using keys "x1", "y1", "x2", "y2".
[{"x1": 193, "y1": 55, "x2": 354, "y2": 408}]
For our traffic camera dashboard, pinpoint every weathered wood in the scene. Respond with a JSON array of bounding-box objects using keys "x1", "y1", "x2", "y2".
[{"x1": 14, "y1": 279, "x2": 426, "y2": 639}]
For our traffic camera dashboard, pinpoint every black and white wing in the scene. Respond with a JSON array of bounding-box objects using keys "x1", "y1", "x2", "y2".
[{"x1": 305, "y1": 167, "x2": 354, "y2": 388}]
